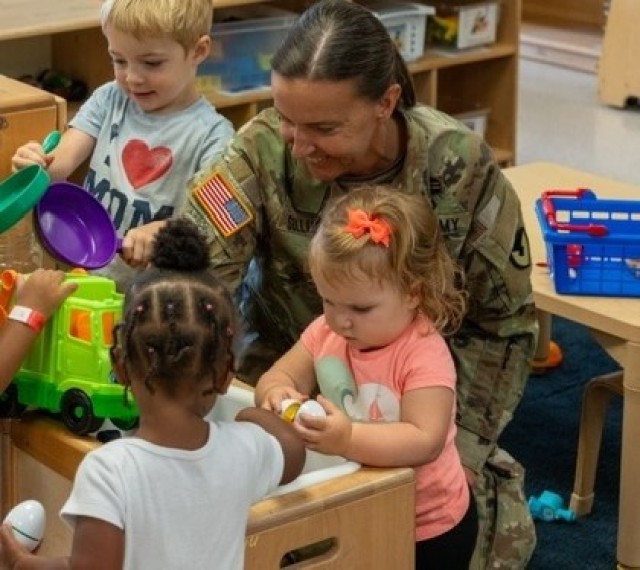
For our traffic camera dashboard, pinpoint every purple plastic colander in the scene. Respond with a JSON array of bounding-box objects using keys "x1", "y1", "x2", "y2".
[{"x1": 34, "y1": 182, "x2": 120, "y2": 270}]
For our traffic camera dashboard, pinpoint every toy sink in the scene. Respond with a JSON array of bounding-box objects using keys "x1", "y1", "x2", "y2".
[
  {"x1": 2, "y1": 383, "x2": 416, "y2": 568},
  {"x1": 206, "y1": 384, "x2": 360, "y2": 497}
]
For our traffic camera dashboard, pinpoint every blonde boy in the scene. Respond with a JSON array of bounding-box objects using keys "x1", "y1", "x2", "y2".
[{"x1": 12, "y1": 0, "x2": 234, "y2": 289}]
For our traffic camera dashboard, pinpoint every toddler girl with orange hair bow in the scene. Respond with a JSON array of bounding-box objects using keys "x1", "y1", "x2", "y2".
[{"x1": 256, "y1": 184, "x2": 477, "y2": 569}]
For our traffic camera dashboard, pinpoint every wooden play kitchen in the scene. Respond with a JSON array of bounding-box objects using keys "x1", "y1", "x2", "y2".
[
  {"x1": 0, "y1": 76, "x2": 66, "y2": 180},
  {"x1": 0, "y1": 383, "x2": 416, "y2": 568},
  {"x1": 0, "y1": 76, "x2": 67, "y2": 272}
]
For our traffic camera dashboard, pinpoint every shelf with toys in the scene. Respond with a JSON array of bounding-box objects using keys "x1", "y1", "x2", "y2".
[{"x1": 0, "y1": 0, "x2": 521, "y2": 167}]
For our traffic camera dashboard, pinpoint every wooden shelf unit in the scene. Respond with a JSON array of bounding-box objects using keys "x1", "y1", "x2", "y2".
[
  {"x1": 522, "y1": 0, "x2": 606, "y2": 31},
  {"x1": 1, "y1": 0, "x2": 520, "y2": 166}
]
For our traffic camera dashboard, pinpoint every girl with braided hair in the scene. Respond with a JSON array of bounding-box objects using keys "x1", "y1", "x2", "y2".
[{"x1": 0, "y1": 219, "x2": 305, "y2": 570}]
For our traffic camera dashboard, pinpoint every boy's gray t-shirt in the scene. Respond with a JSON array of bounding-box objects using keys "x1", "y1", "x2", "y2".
[{"x1": 69, "y1": 81, "x2": 234, "y2": 287}]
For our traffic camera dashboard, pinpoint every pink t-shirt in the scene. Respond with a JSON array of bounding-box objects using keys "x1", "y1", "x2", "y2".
[{"x1": 301, "y1": 314, "x2": 469, "y2": 541}]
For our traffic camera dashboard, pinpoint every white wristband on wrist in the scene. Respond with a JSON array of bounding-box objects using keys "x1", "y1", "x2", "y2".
[{"x1": 8, "y1": 305, "x2": 46, "y2": 333}]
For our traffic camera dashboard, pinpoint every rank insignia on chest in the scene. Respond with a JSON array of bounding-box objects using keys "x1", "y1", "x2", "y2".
[{"x1": 193, "y1": 170, "x2": 253, "y2": 237}]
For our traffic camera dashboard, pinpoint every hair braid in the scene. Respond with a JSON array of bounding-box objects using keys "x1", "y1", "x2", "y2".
[{"x1": 113, "y1": 220, "x2": 236, "y2": 398}]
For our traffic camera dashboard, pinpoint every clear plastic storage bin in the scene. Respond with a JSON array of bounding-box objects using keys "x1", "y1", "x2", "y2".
[
  {"x1": 197, "y1": 5, "x2": 298, "y2": 94},
  {"x1": 454, "y1": 108, "x2": 490, "y2": 137},
  {"x1": 361, "y1": 0, "x2": 434, "y2": 61}
]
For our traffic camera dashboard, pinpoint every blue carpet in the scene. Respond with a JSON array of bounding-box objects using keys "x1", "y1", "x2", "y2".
[{"x1": 500, "y1": 316, "x2": 622, "y2": 569}]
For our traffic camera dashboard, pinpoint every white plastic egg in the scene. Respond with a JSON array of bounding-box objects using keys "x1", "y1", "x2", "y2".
[
  {"x1": 297, "y1": 399, "x2": 327, "y2": 420},
  {"x1": 279, "y1": 398, "x2": 327, "y2": 423},
  {"x1": 3, "y1": 499, "x2": 46, "y2": 551}
]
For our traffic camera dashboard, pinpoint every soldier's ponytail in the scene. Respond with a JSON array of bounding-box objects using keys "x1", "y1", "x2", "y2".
[{"x1": 393, "y1": 49, "x2": 416, "y2": 109}]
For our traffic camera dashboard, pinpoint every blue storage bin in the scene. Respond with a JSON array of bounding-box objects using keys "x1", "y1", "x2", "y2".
[
  {"x1": 198, "y1": 5, "x2": 298, "y2": 94},
  {"x1": 535, "y1": 188, "x2": 640, "y2": 297}
]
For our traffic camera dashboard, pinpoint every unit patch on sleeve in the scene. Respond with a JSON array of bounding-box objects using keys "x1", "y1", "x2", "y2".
[
  {"x1": 510, "y1": 227, "x2": 531, "y2": 269},
  {"x1": 193, "y1": 169, "x2": 254, "y2": 237}
]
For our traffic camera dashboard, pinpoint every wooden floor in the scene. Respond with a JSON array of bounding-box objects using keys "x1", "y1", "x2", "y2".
[{"x1": 520, "y1": 23, "x2": 603, "y2": 74}]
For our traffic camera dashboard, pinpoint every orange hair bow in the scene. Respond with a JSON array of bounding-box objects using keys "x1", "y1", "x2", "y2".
[{"x1": 343, "y1": 208, "x2": 392, "y2": 247}]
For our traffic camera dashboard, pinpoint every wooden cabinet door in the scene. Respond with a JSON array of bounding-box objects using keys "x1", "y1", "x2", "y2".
[{"x1": 0, "y1": 105, "x2": 57, "y2": 177}]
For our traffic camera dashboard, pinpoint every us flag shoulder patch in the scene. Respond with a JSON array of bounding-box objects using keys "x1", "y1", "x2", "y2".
[{"x1": 193, "y1": 170, "x2": 253, "y2": 237}]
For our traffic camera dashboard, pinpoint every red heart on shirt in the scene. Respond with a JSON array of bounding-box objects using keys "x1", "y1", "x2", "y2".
[{"x1": 122, "y1": 139, "x2": 173, "y2": 190}]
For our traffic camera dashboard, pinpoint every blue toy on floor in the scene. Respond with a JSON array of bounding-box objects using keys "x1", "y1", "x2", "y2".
[{"x1": 528, "y1": 490, "x2": 576, "y2": 522}]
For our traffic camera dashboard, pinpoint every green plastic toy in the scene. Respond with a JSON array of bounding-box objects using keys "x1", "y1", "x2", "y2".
[
  {"x1": 0, "y1": 130, "x2": 62, "y2": 234},
  {"x1": 0, "y1": 270, "x2": 138, "y2": 435}
]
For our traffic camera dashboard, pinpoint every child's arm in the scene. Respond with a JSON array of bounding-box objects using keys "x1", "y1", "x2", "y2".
[
  {"x1": 254, "y1": 340, "x2": 316, "y2": 412},
  {"x1": 11, "y1": 129, "x2": 95, "y2": 181},
  {"x1": 299, "y1": 387, "x2": 454, "y2": 467},
  {"x1": 235, "y1": 407, "x2": 306, "y2": 485},
  {"x1": 0, "y1": 270, "x2": 77, "y2": 391},
  {"x1": 0, "y1": 516, "x2": 124, "y2": 570}
]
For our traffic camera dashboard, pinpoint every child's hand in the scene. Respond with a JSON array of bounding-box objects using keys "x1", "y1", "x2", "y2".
[
  {"x1": 16, "y1": 269, "x2": 78, "y2": 320},
  {"x1": 295, "y1": 395, "x2": 352, "y2": 457},
  {"x1": 121, "y1": 220, "x2": 168, "y2": 268},
  {"x1": 259, "y1": 386, "x2": 308, "y2": 414},
  {"x1": 11, "y1": 141, "x2": 53, "y2": 171},
  {"x1": 0, "y1": 522, "x2": 34, "y2": 568}
]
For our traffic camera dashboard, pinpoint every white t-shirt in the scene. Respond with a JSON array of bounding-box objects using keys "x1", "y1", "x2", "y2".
[{"x1": 61, "y1": 420, "x2": 283, "y2": 570}]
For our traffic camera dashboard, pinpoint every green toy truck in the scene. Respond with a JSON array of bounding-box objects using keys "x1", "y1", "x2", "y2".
[{"x1": 0, "y1": 270, "x2": 138, "y2": 435}]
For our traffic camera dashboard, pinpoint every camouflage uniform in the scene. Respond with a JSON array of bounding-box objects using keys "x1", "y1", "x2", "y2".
[{"x1": 185, "y1": 106, "x2": 539, "y2": 569}]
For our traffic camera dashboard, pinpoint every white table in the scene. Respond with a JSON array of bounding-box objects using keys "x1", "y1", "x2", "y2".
[{"x1": 504, "y1": 162, "x2": 640, "y2": 569}]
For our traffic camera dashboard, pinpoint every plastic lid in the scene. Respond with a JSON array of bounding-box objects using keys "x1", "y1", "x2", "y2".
[{"x1": 0, "y1": 165, "x2": 50, "y2": 234}]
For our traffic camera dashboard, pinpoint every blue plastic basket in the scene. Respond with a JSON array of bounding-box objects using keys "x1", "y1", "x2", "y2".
[{"x1": 535, "y1": 188, "x2": 640, "y2": 297}]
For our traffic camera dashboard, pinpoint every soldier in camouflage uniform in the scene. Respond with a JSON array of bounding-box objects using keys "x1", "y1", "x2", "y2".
[{"x1": 124, "y1": 1, "x2": 538, "y2": 567}]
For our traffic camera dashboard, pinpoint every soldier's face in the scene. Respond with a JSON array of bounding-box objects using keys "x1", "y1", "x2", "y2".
[
  {"x1": 311, "y1": 268, "x2": 419, "y2": 351},
  {"x1": 271, "y1": 73, "x2": 397, "y2": 181}
]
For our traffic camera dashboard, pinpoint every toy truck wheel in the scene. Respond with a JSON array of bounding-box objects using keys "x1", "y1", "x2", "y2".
[
  {"x1": 0, "y1": 385, "x2": 27, "y2": 418},
  {"x1": 61, "y1": 389, "x2": 104, "y2": 435}
]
